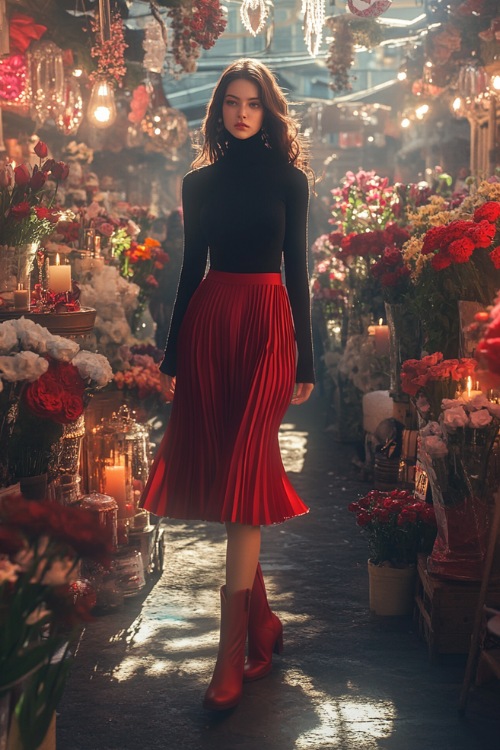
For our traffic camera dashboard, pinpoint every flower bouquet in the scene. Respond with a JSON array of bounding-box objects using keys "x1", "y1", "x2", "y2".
[
  {"x1": 0, "y1": 141, "x2": 69, "y2": 309},
  {"x1": 401, "y1": 352, "x2": 500, "y2": 579},
  {"x1": 349, "y1": 488, "x2": 436, "y2": 615},
  {"x1": 349, "y1": 488, "x2": 437, "y2": 567},
  {"x1": 113, "y1": 344, "x2": 164, "y2": 421},
  {"x1": 0, "y1": 317, "x2": 112, "y2": 487},
  {"x1": 403, "y1": 190, "x2": 500, "y2": 357},
  {"x1": 0, "y1": 491, "x2": 113, "y2": 750}
]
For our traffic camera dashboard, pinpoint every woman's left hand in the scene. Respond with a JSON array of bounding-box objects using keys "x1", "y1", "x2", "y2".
[{"x1": 291, "y1": 383, "x2": 314, "y2": 405}]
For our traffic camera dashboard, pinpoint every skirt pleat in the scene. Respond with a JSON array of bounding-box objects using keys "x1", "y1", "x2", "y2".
[{"x1": 141, "y1": 269, "x2": 309, "y2": 525}]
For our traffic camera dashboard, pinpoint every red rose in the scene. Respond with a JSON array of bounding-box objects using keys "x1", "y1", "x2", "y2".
[
  {"x1": 473, "y1": 201, "x2": 500, "y2": 223},
  {"x1": 356, "y1": 511, "x2": 371, "y2": 527},
  {"x1": 29, "y1": 168, "x2": 47, "y2": 191},
  {"x1": 490, "y1": 246, "x2": 500, "y2": 270},
  {"x1": 34, "y1": 140, "x2": 48, "y2": 159},
  {"x1": 447, "y1": 237, "x2": 475, "y2": 263},
  {"x1": 57, "y1": 361, "x2": 85, "y2": 394},
  {"x1": 61, "y1": 392, "x2": 84, "y2": 423},
  {"x1": 14, "y1": 163, "x2": 30, "y2": 186},
  {"x1": 24, "y1": 376, "x2": 64, "y2": 420},
  {"x1": 10, "y1": 201, "x2": 31, "y2": 221}
]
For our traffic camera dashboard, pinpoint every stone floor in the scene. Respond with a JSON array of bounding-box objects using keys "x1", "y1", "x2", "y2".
[{"x1": 57, "y1": 394, "x2": 500, "y2": 750}]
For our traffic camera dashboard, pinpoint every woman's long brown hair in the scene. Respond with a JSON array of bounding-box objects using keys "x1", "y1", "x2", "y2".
[{"x1": 192, "y1": 58, "x2": 309, "y2": 171}]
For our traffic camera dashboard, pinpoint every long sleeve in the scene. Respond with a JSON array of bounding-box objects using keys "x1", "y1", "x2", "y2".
[
  {"x1": 159, "y1": 170, "x2": 209, "y2": 376},
  {"x1": 283, "y1": 167, "x2": 315, "y2": 384}
]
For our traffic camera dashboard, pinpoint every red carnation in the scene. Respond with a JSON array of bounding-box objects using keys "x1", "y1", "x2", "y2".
[
  {"x1": 490, "y1": 246, "x2": 500, "y2": 269},
  {"x1": 466, "y1": 220, "x2": 496, "y2": 248},
  {"x1": 422, "y1": 225, "x2": 446, "y2": 255},
  {"x1": 431, "y1": 252, "x2": 452, "y2": 271},
  {"x1": 473, "y1": 201, "x2": 500, "y2": 223},
  {"x1": 447, "y1": 237, "x2": 475, "y2": 263},
  {"x1": 10, "y1": 201, "x2": 31, "y2": 220}
]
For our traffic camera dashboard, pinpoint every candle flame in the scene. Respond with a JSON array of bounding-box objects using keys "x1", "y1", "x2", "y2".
[
  {"x1": 466, "y1": 376, "x2": 472, "y2": 398},
  {"x1": 55, "y1": 253, "x2": 60, "y2": 266},
  {"x1": 378, "y1": 318, "x2": 383, "y2": 326}
]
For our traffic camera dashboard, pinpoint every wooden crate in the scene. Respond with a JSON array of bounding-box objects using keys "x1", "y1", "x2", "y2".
[{"x1": 415, "y1": 556, "x2": 500, "y2": 659}]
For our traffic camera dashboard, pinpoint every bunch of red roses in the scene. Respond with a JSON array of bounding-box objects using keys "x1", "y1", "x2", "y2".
[
  {"x1": 400, "y1": 352, "x2": 477, "y2": 398},
  {"x1": 24, "y1": 358, "x2": 86, "y2": 425},
  {"x1": 371, "y1": 245, "x2": 411, "y2": 293},
  {"x1": 330, "y1": 223, "x2": 410, "y2": 262},
  {"x1": 0, "y1": 140, "x2": 69, "y2": 246},
  {"x1": 421, "y1": 200, "x2": 500, "y2": 270},
  {"x1": 348, "y1": 489, "x2": 436, "y2": 566},
  {"x1": 0, "y1": 491, "x2": 113, "y2": 749}
]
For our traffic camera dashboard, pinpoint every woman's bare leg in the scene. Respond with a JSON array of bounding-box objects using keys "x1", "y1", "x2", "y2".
[{"x1": 225, "y1": 522, "x2": 261, "y2": 594}]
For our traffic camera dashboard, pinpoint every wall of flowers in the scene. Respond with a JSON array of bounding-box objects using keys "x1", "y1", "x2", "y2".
[{"x1": 310, "y1": 163, "x2": 500, "y2": 592}]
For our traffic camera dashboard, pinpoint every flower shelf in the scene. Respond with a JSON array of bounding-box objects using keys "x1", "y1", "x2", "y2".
[
  {"x1": 0, "y1": 307, "x2": 96, "y2": 337},
  {"x1": 415, "y1": 556, "x2": 500, "y2": 659}
]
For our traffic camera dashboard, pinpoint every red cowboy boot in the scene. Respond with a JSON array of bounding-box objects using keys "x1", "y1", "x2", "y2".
[
  {"x1": 203, "y1": 586, "x2": 251, "y2": 711},
  {"x1": 243, "y1": 564, "x2": 283, "y2": 682}
]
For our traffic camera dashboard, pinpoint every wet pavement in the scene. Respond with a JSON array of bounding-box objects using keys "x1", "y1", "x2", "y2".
[{"x1": 57, "y1": 394, "x2": 500, "y2": 750}]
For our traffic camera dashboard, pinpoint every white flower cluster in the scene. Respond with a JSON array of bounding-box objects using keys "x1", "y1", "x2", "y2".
[
  {"x1": 338, "y1": 334, "x2": 390, "y2": 394},
  {"x1": 78, "y1": 265, "x2": 141, "y2": 369},
  {"x1": 0, "y1": 317, "x2": 112, "y2": 391},
  {"x1": 419, "y1": 393, "x2": 500, "y2": 458}
]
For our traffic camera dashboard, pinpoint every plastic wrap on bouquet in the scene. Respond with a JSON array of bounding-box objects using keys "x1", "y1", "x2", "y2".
[
  {"x1": 420, "y1": 423, "x2": 498, "y2": 580},
  {"x1": 385, "y1": 302, "x2": 421, "y2": 401}
]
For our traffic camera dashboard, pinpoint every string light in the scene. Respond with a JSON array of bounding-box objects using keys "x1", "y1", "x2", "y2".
[
  {"x1": 397, "y1": 70, "x2": 407, "y2": 81},
  {"x1": 240, "y1": 0, "x2": 269, "y2": 36},
  {"x1": 401, "y1": 116, "x2": 411, "y2": 128},
  {"x1": 301, "y1": 0, "x2": 326, "y2": 57}
]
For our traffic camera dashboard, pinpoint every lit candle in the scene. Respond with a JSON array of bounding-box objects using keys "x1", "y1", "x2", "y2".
[
  {"x1": 463, "y1": 376, "x2": 482, "y2": 401},
  {"x1": 104, "y1": 465, "x2": 131, "y2": 518},
  {"x1": 374, "y1": 318, "x2": 390, "y2": 356},
  {"x1": 13, "y1": 283, "x2": 29, "y2": 310},
  {"x1": 48, "y1": 253, "x2": 72, "y2": 294}
]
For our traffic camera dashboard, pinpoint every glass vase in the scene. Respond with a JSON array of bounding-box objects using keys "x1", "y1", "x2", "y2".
[
  {"x1": 0, "y1": 243, "x2": 39, "y2": 309},
  {"x1": 385, "y1": 302, "x2": 421, "y2": 400}
]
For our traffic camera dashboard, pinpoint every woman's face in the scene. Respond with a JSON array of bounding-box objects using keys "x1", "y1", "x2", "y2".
[{"x1": 222, "y1": 78, "x2": 264, "y2": 140}]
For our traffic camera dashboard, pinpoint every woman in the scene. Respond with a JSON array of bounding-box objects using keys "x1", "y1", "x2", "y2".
[{"x1": 141, "y1": 58, "x2": 315, "y2": 711}]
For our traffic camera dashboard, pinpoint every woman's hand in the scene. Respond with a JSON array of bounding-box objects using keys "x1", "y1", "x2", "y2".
[
  {"x1": 160, "y1": 372, "x2": 176, "y2": 402},
  {"x1": 291, "y1": 383, "x2": 314, "y2": 406}
]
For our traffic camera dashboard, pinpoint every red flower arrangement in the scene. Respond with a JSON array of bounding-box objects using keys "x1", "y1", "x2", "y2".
[
  {"x1": 370, "y1": 244, "x2": 411, "y2": 302},
  {"x1": 475, "y1": 292, "x2": 500, "y2": 390},
  {"x1": 400, "y1": 351, "x2": 477, "y2": 421},
  {"x1": 420, "y1": 201, "x2": 500, "y2": 270},
  {"x1": 348, "y1": 489, "x2": 436, "y2": 566},
  {"x1": 24, "y1": 359, "x2": 86, "y2": 424}
]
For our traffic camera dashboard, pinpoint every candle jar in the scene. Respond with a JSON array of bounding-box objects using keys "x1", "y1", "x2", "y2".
[{"x1": 84, "y1": 405, "x2": 152, "y2": 518}]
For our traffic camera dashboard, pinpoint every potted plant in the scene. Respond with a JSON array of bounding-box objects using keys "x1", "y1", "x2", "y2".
[{"x1": 348, "y1": 489, "x2": 436, "y2": 615}]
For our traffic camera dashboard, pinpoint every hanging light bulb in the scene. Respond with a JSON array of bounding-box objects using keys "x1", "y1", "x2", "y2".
[{"x1": 87, "y1": 79, "x2": 116, "y2": 129}]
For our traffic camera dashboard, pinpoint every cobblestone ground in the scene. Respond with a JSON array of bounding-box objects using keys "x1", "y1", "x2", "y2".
[{"x1": 57, "y1": 394, "x2": 500, "y2": 750}]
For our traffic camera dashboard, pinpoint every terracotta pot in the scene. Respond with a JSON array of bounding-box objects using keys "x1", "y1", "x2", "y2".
[{"x1": 368, "y1": 559, "x2": 416, "y2": 616}]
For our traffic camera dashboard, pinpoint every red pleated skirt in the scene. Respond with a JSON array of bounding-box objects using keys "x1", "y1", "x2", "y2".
[{"x1": 141, "y1": 269, "x2": 309, "y2": 525}]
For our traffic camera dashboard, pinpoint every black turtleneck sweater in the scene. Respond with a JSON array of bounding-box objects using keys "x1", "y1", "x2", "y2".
[{"x1": 160, "y1": 131, "x2": 315, "y2": 384}]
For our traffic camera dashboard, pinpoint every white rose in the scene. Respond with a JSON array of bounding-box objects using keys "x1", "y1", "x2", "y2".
[
  {"x1": 486, "y1": 402, "x2": 500, "y2": 418},
  {"x1": 468, "y1": 394, "x2": 491, "y2": 411},
  {"x1": 442, "y1": 398, "x2": 461, "y2": 410},
  {"x1": 469, "y1": 409, "x2": 493, "y2": 428},
  {"x1": 0, "y1": 351, "x2": 49, "y2": 382},
  {"x1": 442, "y1": 405, "x2": 469, "y2": 431},
  {"x1": 46, "y1": 336, "x2": 80, "y2": 362},
  {"x1": 0, "y1": 321, "x2": 18, "y2": 354},
  {"x1": 10, "y1": 317, "x2": 50, "y2": 354},
  {"x1": 72, "y1": 350, "x2": 113, "y2": 387}
]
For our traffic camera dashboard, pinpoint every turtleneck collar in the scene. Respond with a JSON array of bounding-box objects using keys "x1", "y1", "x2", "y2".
[{"x1": 220, "y1": 129, "x2": 271, "y2": 164}]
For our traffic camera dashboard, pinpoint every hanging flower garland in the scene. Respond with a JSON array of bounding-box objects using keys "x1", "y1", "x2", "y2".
[
  {"x1": 240, "y1": 0, "x2": 269, "y2": 37},
  {"x1": 89, "y1": 10, "x2": 128, "y2": 87},
  {"x1": 325, "y1": 16, "x2": 355, "y2": 93},
  {"x1": 168, "y1": 0, "x2": 226, "y2": 75}
]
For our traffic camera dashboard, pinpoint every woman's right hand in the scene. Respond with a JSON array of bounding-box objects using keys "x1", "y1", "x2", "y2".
[{"x1": 160, "y1": 372, "x2": 176, "y2": 402}]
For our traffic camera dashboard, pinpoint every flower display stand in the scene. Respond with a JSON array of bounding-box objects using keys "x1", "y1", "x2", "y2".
[{"x1": 415, "y1": 555, "x2": 500, "y2": 660}]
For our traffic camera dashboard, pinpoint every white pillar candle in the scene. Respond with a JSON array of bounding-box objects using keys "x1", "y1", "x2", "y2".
[
  {"x1": 104, "y1": 465, "x2": 130, "y2": 517},
  {"x1": 48, "y1": 253, "x2": 72, "y2": 293}
]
